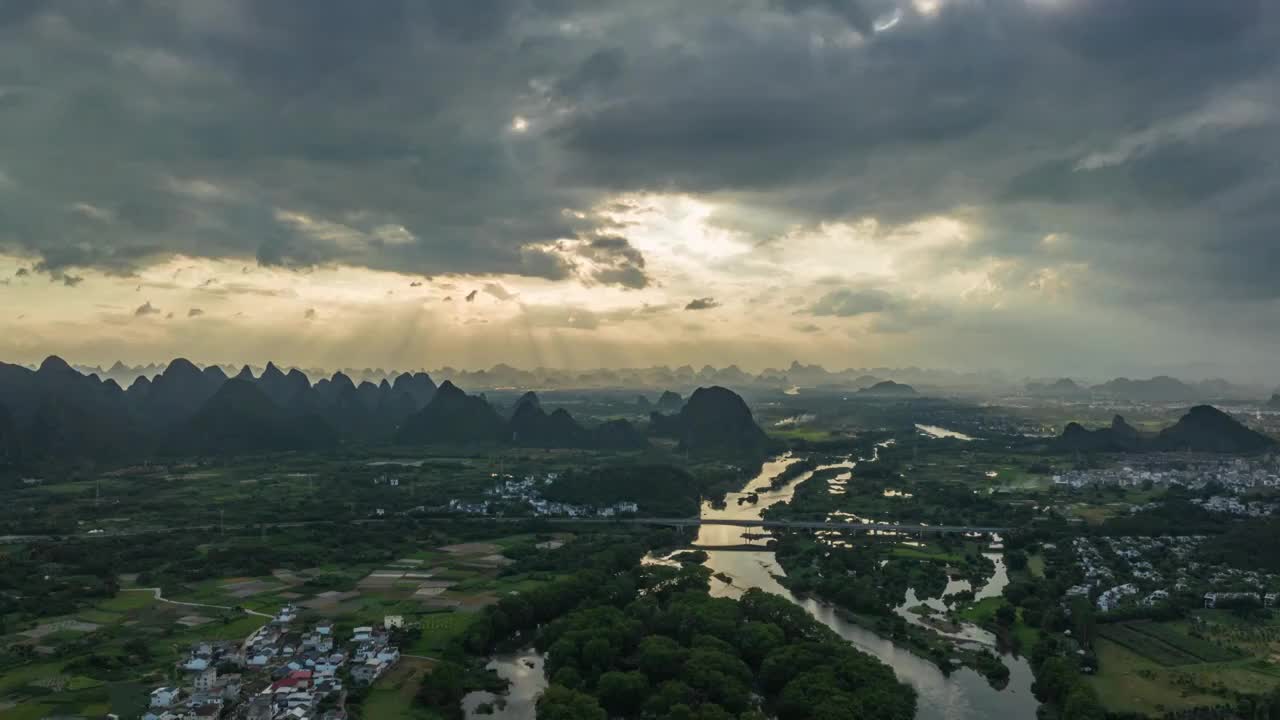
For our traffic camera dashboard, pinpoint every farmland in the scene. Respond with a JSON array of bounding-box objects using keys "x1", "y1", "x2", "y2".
[
  {"x1": 1090, "y1": 616, "x2": 1280, "y2": 716},
  {"x1": 0, "y1": 526, "x2": 574, "y2": 718},
  {"x1": 1097, "y1": 621, "x2": 1244, "y2": 667}
]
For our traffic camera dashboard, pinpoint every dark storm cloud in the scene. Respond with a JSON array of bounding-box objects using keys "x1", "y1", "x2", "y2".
[
  {"x1": 542, "y1": 0, "x2": 1280, "y2": 307},
  {"x1": 773, "y1": 0, "x2": 895, "y2": 36},
  {"x1": 0, "y1": 0, "x2": 602, "y2": 279},
  {"x1": 577, "y1": 235, "x2": 651, "y2": 289},
  {"x1": 483, "y1": 283, "x2": 515, "y2": 301},
  {"x1": 556, "y1": 48, "x2": 627, "y2": 97},
  {"x1": 807, "y1": 285, "x2": 950, "y2": 333},
  {"x1": 810, "y1": 289, "x2": 895, "y2": 317},
  {"x1": 0, "y1": 0, "x2": 1277, "y2": 320},
  {"x1": 685, "y1": 298, "x2": 720, "y2": 311}
]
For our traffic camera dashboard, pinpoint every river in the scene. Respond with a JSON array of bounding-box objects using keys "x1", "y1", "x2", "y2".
[
  {"x1": 695, "y1": 453, "x2": 1038, "y2": 720},
  {"x1": 914, "y1": 424, "x2": 977, "y2": 441},
  {"x1": 468, "y1": 453, "x2": 1038, "y2": 720},
  {"x1": 461, "y1": 648, "x2": 548, "y2": 719}
]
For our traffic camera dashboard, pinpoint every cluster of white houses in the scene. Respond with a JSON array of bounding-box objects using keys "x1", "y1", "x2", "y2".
[
  {"x1": 1065, "y1": 536, "x2": 1280, "y2": 613},
  {"x1": 1053, "y1": 455, "x2": 1280, "y2": 492},
  {"x1": 143, "y1": 607, "x2": 401, "y2": 720},
  {"x1": 447, "y1": 472, "x2": 639, "y2": 517}
]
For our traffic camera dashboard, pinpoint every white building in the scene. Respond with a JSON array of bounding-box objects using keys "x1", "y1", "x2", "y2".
[{"x1": 149, "y1": 687, "x2": 179, "y2": 708}]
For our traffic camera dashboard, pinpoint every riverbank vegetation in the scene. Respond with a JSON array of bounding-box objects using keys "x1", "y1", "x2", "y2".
[
  {"x1": 442, "y1": 534, "x2": 917, "y2": 720},
  {"x1": 769, "y1": 530, "x2": 1011, "y2": 683}
]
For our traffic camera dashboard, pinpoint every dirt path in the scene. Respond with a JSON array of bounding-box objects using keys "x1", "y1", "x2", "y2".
[{"x1": 122, "y1": 587, "x2": 275, "y2": 618}]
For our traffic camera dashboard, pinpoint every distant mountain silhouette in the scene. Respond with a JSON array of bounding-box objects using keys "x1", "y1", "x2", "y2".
[
  {"x1": 657, "y1": 391, "x2": 683, "y2": 412},
  {"x1": 67, "y1": 359, "x2": 1266, "y2": 399},
  {"x1": 674, "y1": 386, "x2": 768, "y2": 454},
  {"x1": 856, "y1": 380, "x2": 918, "y2": 397},
  {"x1": 1152, "y1": 405, "x2": 1275, "y2": 453},
  {"x1": 0, "y1": 401, "x2": 14, "y2": 462},
  {"x1": 392, "y1": 372, "x2": 437, "y2": 407},
  {"x1": 647, "y1": 410, "x2": 682, "y2": 439},
  {"x1": 1091, "y1": 376, "x2": 1199, "y2": 402},
  {"x1": 0, "y1": 356, "x2": 140, "y2": 460},
  {"x1": 396, "y1": 381, "x2": 506, "y2": 445},
  {"x1": 1058, "y1": 415, "x2": 1144, "y2": 452},
  {"x1": 1026, "y1": 378, "x2": 1088, "y2": 398},
  {"x1": 592, "y1": 419, "x2": 647, "y2": 450},
  {"x1": 509, "y1": 392, "x2": 588, "y2": 447},
  {"x1": 0, "y1": 356, "x2": 757, "y2": 459},
  {"x1": 138, "y1": 358, "x2": 225, "y2": 427},
  {"x1": 503, "y1": 391, "x2": 646, "y2": 449},
  {"x1": 256, "y1": 362, "x2": 311, "y2": 408},
  {"x1": 165, "y1": 379, "x2": 337, "y2": 455},
  {"x1": 1056, "y1": 405, "x2": 1274, "y2": 453}
]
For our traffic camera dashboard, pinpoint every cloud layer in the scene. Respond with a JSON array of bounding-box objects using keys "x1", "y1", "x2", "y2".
[{"x1": 1, "y1": 0, "x2": 1278, "y2": 378}]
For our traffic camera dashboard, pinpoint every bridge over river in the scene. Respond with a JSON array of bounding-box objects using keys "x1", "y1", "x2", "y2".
[
  {"x1": 0, "y1": 515, "x2": 1007, "y2": 545},
  {"x1": 553, "y1": 516, "x2": 1008, "y2": 534}
]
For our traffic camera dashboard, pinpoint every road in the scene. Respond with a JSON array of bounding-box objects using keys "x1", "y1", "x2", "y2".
[
  {"x1": 122, "y1": 587, "x2": 275, "y2": 618},
  {"x1": 591, "y1": 517, "x2": 1008, "y2": 534},
  {"x1": 0, "y1": 515, "x2": 1006, "y2": 544}
]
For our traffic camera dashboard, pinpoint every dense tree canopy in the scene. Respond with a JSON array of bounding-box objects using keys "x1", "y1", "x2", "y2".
[{"x1": 440, "y1": 537, "x2": 916, "y2": 720}]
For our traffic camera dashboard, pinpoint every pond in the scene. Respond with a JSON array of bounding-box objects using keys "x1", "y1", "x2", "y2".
[{"x1": 461, "y1": 648, "x2": 547, "y2": 720}]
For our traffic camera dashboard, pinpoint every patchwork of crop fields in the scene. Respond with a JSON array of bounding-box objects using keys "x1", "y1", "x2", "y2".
[{"x1": 1097, "y1": 621, "x2": 1243, "y2": 666}]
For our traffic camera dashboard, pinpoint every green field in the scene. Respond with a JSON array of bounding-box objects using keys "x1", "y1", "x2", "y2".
[
  {"x1": 1088, "y1": 638, "x2": 1222, "y2": 716},
  {"x1": 408, "y1": 612, "x2": 474, "y2": 656},
  {"x1": 956, "y1": 597, "x2": 1040, "y2": 651},
  {"x1": 361, "y1": 658, "x2": 442, "y2": 720},
  {"x1": 1090, "y1": 617, "x2": 1280, "y2": 717},
  {"x1": 890, "y1": 545, "x2": 965, "y2": 563},
  {"x1": 97, "y1": 591, "x2": 158, "y2": 612},
  {"x1": 1097, "y1": 622, "x2": 1245, "y2": 667},
  {"x1": 956, "y1": 596, "x2": 1004, "y2": 624},
  {"x1": 1128, "y1": 621, "x2": 1242, "y2": 663},
  {"x1": 768, "y1": 427, "x2": 838, "y2": 442},
  {"x1": 1097, "y1": 623, "x2": 1201, "y2": 666}
]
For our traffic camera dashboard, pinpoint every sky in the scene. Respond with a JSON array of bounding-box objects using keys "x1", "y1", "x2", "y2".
[{"x1": 1, "y1": 0, "x2": 1279, "y2": 381}]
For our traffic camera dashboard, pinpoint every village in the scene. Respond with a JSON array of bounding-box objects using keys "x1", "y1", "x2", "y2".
[
  {"x1": 141, "y1": 605, "x2": 404, "y2": 720},
  {"x1": 446, "y1": 472, "x2": 639, "y2": 518},
  {"x1": 1063, "y1": 536, "x2": 1280, "y2": 613},
  {"x1": 1052, "y1": 454, "x2": 1280, "y2": 492}
]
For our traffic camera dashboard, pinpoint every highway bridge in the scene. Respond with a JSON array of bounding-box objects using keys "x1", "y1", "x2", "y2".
[
  {"x1": 549, "y1": 516, "x2": 1007, "y2": 534},
  {"x1": 0, "y1": 515, "x2": 1006, "y2": 545}
]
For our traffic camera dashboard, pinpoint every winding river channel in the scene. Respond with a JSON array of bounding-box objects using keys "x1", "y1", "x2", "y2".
[
  {"x1": 693, "y1": 454, "x2": 1038, "y2": 720},
  {"x1": 468, "y1": 448, "x2": 1038, "y2": 720}
]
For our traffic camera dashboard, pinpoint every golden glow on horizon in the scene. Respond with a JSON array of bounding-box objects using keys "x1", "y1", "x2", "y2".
[{"x1": 0, "y1": 193, "x2": 1086, "y2": 370}]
